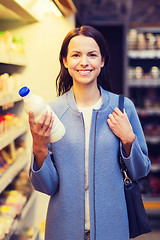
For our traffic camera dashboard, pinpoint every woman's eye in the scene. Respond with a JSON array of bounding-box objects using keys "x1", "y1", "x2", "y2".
[
  {"x1": 72, "y1": 54, "x2": 80, "y2": 57},
  {"x1": 89, "y1": 53, "x2": 97, "y2": 58}
]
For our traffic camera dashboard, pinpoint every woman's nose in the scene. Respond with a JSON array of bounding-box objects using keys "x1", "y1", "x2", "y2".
[{"x1": 80, "y1": 55, "x2": 88, "y2": 66}]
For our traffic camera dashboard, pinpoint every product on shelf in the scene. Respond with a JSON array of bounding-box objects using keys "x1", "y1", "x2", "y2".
[
  {"x1": 137, "y1": 33, "x2": 147, "y2": 50},
  {"x1": 151, "y1": 66, "x2": 159, "y2": 79},
  {"x1": 0, "y1": 115, "x2": 6, "y2": 134},
  {"x1": 127, "y1": 29, "x2": 138, "y2": 50},
  {"x1": 135, "y1": 66, "x2": 143, "y2": 79},
  {"x1": 146, "y1": 33, "x2": 156, "y2": 50},
  {"x1": 0, "y1": 31, "x2": 12, "y2": 54},
  {"x1": 1, "y1": 190, "x2": 27, "y2": 215},
  {"x1": 0, "y1": 73, "x2": 25, "y2": 94},
  {"x1": 0, "y1": 31, "x2": 25, "y2": 56},
  {"x1": 128, "y1": 66, "x2": 160, "y2": 80},
  {"x1": 12, "y1": 227, "x2": 39, "y2": 240},
  {"x1": 149, "y1": 173, "x2": 160, "y2": 196},
  {"x1": 1, "y1": 148, "x2": 14, "y2": 165},
  {"x1": 144, "y1": 123, "x2": 160, "y2": 137},
  {"x1": 0, "y1": 215, "x2": 14, "y2": 239},
  {"x1": 39, "y1": 221, "x2": 45, "y2": 240},
  {"x1": 0, "y1": 138, "x2": 26, "y2": 177},
  {"x1": 0, "y1": 72, "x2": 26, "y2": 111},
  {"x1": 0, "y1": 111, "x2": 27, "y2": 136},
  {"x1": 12, "y1": 35, "x2": 25, "y2": 55},
  {"x1": 0, "y1": 113, "x2": 14, "y2": 134},
  {"x1": 0, "y1": 169, "x2": 34, "y2": 239},
  {"x1": 149, "y1": 155, "x2": 160, "y2": 164},
  {"x1": 0, "y1": 152, "x2": 9, "y2": 176},
  {"x1": 127, "y1": 29, "x2": 160, "y2": 51},
  {"x1": 14, "y1": 169, "x2": 34, "y2": 198}
]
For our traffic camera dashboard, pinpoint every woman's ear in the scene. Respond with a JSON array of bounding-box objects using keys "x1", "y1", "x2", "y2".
[
  {"x1": 63, "y1": 58, "x2": 68, "y2": 68},
  {"x1": 101, "y1": 57, "x2": 105, "y2": 68}
]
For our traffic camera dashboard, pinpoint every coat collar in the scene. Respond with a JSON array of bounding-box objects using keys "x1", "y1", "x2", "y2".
[{"x1": 66, "y1": 86, "x2": 110, "y2": 113}]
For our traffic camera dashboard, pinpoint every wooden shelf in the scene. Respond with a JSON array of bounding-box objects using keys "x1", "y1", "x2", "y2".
[
  {"x1": 151, "y1": 164, "x2": 160, "y2": 172},
  {"x1": 128, "y1": 50, "x2": 160, "y2": 59},
  {"x1": 3, "y1": 192, "x2": 37, "y2": 240},
  {"x1": 0, "y1": 92, "x2": 21, "y2": 106},
  {"x1": 0, "y1": 53, "x2": 27, "y2": 66},
  {"x1": 0, "y1": 123, "x2": 28, "y2": 151},
  {"x1": 145, "y1": 136, "x2": 160, "y2": 144},
  {"x1": 0, "y1": 150, "x2": 29, "y2": 194},
  {"x1": 0, "y1": 0, "x2": 38, "y2": 23},
  {"x1": 128, "y1": 79, "x2": 160, "y2": 87},
  {"x1": 137, "y1": 108, "x2": 160, "y2": 116}
]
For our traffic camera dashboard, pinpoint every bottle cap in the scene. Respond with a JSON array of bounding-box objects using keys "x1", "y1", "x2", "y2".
[{"x1": 19, "y1": 86, "x2": 30, "y2": 97}]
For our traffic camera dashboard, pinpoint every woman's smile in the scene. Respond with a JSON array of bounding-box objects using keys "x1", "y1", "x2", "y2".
[{"x1": 77, "y1": 69, "x2": 93, "y2": 76}]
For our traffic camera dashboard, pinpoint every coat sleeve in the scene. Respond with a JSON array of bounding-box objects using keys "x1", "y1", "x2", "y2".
[
  {"x1": 29, "y1": 151, "x2": 59, "y2": 196},
  {"x1": 120, "y1": 97, "x2": 151, "y2": 181}
]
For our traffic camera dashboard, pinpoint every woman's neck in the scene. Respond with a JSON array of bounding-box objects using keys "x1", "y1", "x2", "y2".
[{"x1": 73, "y1": 83, "x2": 101, "y2": 107}]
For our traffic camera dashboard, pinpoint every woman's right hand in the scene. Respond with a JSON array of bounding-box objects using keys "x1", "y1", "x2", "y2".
[{"x1": 29, "y1": 111, "x2": 54, "y2": 168}]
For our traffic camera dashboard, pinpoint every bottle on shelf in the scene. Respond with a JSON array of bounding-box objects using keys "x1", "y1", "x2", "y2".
[{"x1": 19, "y1": 86, "x2": 65, "y2": 142}]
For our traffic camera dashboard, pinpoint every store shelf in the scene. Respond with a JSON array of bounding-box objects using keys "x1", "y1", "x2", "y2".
[
  {"x1": 0, "y1": 53, "x2": 27, "y2": 66},
  {"x1": 143, "y1": 197, "x2": 160, "y2": 215},
  {"x1": 0, "y1": 123, "x2": 28, "y2": 150},
  {"x1": 10, "y1": 228, "x2": 39, "y2": 240},
  {"x1": 151, "y1": 164, "x2": 160, "y2": 172},
  {"x1": 145, "y1": 136, "x2": 160, "y2": 144},
  {"x1": 0, "y1": 150, "x2": 29, "y2": 194},
  {"x1": 4, "y1": 219, "x2": 19, "y2": 240},
  {"x1": 0, "y1": 92, "x2": 21, "y2": 106},
  {"x1": 30, "y1": 229, "x2": 39, "y2": 240},
  {"x1": 128, "y1": 79, "x2": 160, "y2": 87},
  {"x1": 0, "y1": 0, "x2": 38, "y2": 23},
  {"x1": 3, "y1": 192, "x2": 37, "y2": 240},
  {"x1": 128, "y1": 50, "x2": 160, "y2": 59},
  {"x1": 127, "y1": 27, "x2": 160, "y2": 205},
  {"x1": 0, "y1": 1, "x2": 36, "y2": 237},
  {"x1": 20, "y1": 191, "x2": 36, "y2": 220},
  {"x1": 137, "y1": 108, "x2": 160, "y2": 116}
]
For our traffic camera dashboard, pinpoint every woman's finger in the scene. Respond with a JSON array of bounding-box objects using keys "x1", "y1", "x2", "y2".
[
  {"x1": 45, "y1": 115, "x2": 54, "y2": 135},
  {"x1": 28, "y1": 111, "x2": 35, "y2": 129},
  {"x1": 35, "y1": 111, "x2": 48, "y2": 132},
  {"x1": 114, "y1": 107, "x2": 123, "y2": 115},
  {"x1": 41, "y1": 112, "x2": 53, "y2": 134},
  {"x1": 108, "y1": 113, "x2": 116, "y2": 124}
]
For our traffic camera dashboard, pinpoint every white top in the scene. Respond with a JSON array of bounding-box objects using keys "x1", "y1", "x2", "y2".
[{"x1": 78, "y1": 96, "x2": 102, "y2": 230}]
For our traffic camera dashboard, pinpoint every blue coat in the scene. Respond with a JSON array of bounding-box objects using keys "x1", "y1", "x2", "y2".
[{"x1": 29, "y1": 87, "x2": 150, "y2": 240}]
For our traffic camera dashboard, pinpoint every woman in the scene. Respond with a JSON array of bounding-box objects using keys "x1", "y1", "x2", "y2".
[{"x1": 29, "y1": 26, "x2": 150, "y2": 240}]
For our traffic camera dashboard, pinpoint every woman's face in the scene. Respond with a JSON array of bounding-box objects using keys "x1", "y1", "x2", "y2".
[{"x1": 63, "y1": 35, "x2": 104, "y2": 88}]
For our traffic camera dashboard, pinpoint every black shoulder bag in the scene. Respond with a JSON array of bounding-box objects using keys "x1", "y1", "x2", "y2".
[{"x1": 118, "y1": 94, "x2": 151, "y2": 239}]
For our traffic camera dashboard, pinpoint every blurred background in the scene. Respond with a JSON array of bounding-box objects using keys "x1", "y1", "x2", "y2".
[{"x1": 0, "y1": 0, "x2": 160, "y2": 239}]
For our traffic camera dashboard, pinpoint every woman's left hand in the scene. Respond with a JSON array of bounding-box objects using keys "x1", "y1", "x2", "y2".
[{"x1": 107, "y1": 107, "x2": 135, "y2": 156}]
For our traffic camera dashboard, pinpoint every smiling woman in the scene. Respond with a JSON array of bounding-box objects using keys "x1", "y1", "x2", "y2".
[
  {"x1": 56, "y1": 25, "x2": 111, "y2": 97},
  {"x1": 29, "y1": 25, "x2": 151, "y2": 240},
  {"x1": 62, "y1": 35, "x2": 104, "y2": 106}
]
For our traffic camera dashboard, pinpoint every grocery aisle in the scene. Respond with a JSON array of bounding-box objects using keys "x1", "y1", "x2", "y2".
[{"x1": 0, "y1": 1, "x2": 75, "y2": 239}]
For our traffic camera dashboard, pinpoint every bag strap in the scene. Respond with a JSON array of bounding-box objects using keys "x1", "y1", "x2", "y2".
[
  {"x1": 118, "y1": 95, "x2": 132, "y2": 185},
  {"x1": 118, "y1": 94, "x2": 125, "y2": 168},
  {"x1": 118, "y1": 94, "x2": 124, "y2": 113}
]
